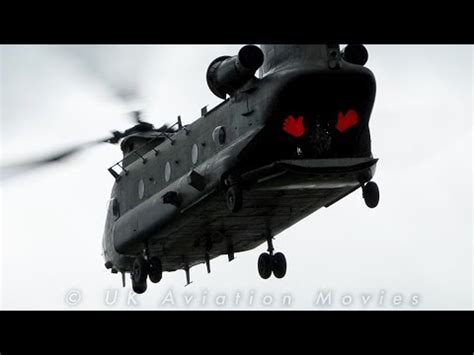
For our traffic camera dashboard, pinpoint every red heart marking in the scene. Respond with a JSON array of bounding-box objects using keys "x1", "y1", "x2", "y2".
[
  {"x1": 336, "y1": 110, "x2": 359, "y2": 132},
  {"x1": 282, "y1": 115, "x2": 305, "y2": 138}
]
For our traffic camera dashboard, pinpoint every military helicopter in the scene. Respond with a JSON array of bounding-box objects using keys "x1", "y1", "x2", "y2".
[{"x1": 2, "y1": 44, "x2": 379, "y2": 294}]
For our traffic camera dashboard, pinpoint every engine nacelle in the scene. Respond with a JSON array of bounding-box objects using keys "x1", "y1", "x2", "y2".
[
  {"x1": 206, "y1": 45, "x2": 264, "y2": 99},
  {"x1": 342, "y1": 44, "x2": 369, "y2": 66}
]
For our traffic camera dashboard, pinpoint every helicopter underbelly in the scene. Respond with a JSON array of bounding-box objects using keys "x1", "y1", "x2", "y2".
[{"x1": 142, "y1": 157, "x2": 377, "y2": 273}]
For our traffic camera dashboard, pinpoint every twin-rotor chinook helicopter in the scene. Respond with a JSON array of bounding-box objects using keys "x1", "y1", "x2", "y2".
[
  {"x1": 104, "y1": 44, "x2": 379, "y2": 293},
  {"x1": 3, "y1": 44, "x2": 380, "y2": 294}
]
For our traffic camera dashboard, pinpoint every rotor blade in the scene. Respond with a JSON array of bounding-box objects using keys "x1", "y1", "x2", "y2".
[
  {"x1": 0, "y1": 135, "x2": 117, "y2": 181},
  {"x1": 156, "y1": 124, "x2": 177, "y2": 133},
  {"x1": 58, "y1": 45, "x2": 150, "y2": 105}
]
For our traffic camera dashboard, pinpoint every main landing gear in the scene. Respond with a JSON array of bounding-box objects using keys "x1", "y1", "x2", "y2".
[
  {"x1": 258, "y1": 236, "x2": 287, "y2": 280},
  {"x1": 131, "y1": 256, "x2": 163, "y2": 294},
  {"x1": 362, "y1": 181, "x2": 380, "y2": 208}
]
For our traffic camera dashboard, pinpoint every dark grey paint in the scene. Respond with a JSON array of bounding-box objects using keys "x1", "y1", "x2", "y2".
[{"x1": 102, "y1": 44, "x2": 377, "y2": 280}]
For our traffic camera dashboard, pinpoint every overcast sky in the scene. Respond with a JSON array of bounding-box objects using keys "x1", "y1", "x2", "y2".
[{"x1": 0, "y1": 45, "x2": 472, "y2": 309}]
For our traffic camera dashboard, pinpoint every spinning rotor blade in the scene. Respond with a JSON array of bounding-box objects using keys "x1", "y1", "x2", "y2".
[
  {"x1": 59, "y1": 45, "x2": 150, "y2": 105},
  {"x1": 0, "y1": 133, "x2": 121, "y2": 181},
  {"x1": 0, "y1": 119, "x2": 178, "y2": 182}
]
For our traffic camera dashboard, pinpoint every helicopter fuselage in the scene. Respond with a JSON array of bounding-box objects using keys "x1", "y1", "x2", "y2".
[{"x1": 102, "y1": 45, "x2": 377, "y2": 284}]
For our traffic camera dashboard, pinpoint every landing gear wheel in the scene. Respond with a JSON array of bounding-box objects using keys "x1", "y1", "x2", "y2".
[
  {"x1": 131, "y1": 257, "x2": 148, "y2": 294},
  {"x1": 131, "y1": 280, "x2": 147, "y2": 294},
  {"x1": 148, "y1": 257, "x2": 163, "y2": 284},
  {"x1": 226, "y1": 185, "x2": 243, "y2": 213},
  {"x1": 363, "y1": 181, "x2": 379, "y2": 208},
  {"x1": 258, "y1": 253, "x2": 272, "y2": 279},
  {"x1": 272, "y1": 252, "x2": 287, "y2": 279}
]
